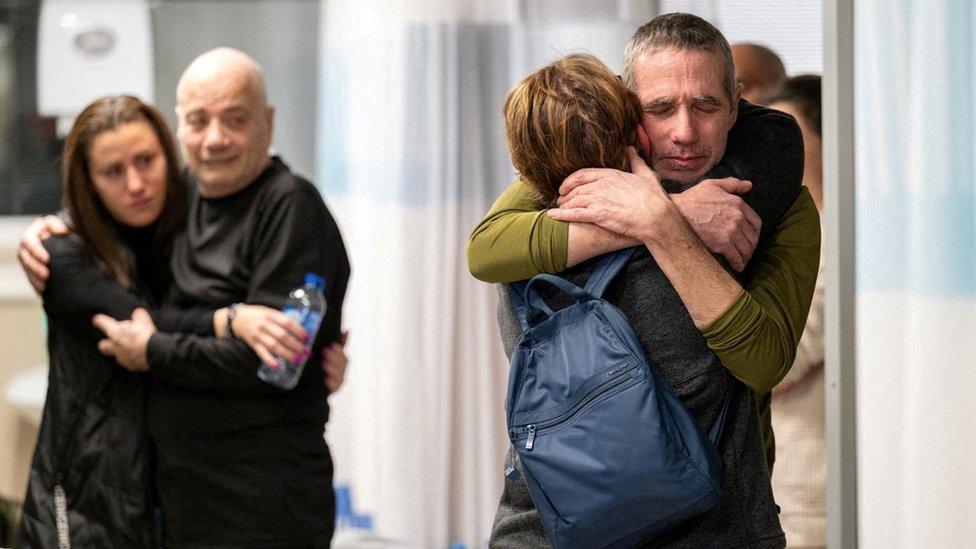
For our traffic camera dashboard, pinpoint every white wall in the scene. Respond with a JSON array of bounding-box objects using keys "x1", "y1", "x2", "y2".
[{"x1": 0, "y1": 217, "x2": 46, "y2": 503}]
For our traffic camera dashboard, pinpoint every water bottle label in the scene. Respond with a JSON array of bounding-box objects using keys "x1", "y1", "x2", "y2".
[
  {"x1": 282, "y1": 305, "x2": 305, "y2": 325},
  {"x1": 303, "y1": 311, "x2": 323, "y2": 336},
  {"x1": 259, "y1": 293, "x2": 325, "y2": 389},
  {"x1": 282, "y1": 306, "x2": 323, "y2": 335}
]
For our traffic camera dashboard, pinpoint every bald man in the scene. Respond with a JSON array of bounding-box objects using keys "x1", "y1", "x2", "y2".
[
  {"x1": 98, "y1": 48, "x2": 349, "y2": 546},
  {"x1": 731, "y1": 43, "x2": 786, "y2": 104}
]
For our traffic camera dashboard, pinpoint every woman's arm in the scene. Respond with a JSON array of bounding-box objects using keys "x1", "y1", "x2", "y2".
[
  {"x1": 467, "y1": 103, "x2": 802, "y2": 285},
  {"x1": 701, "y1": 189, "x2": 822, "y2": 393},
  {"x1": 467, "y1": 178, "x2": 634, "y2": 283},
  {"x1": 41, "y1": 234, "x2": 216, "y2": 338},
  {"x1": 773, "y1": 257, "x2": 825, "y2": 395},
  {"x1": 466, "y1": 176, "x2": 765, "y2": 284},
  {"x1": 42, "y1": 236, "x2": 147, "y2": 339},
  {"x1": 467, "y1": 178, "x2": 568, "y2": 282},
  {"x1": 43, "y1": 236, "x2": 301, "y2": 361}
]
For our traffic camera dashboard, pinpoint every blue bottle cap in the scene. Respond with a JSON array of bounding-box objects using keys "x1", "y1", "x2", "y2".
[{"x1": 304, "y1": 273, "x2": 326, "y2": 289}]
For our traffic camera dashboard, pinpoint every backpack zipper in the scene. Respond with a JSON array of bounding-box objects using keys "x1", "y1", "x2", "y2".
[{"x1": 514, "y1": 362, "x2": 640, "y2": 451}]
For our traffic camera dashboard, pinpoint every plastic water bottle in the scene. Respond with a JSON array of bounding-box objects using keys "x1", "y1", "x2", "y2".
[{"x1": 257, "y1": 273, "x2": 326, "y2": 390}]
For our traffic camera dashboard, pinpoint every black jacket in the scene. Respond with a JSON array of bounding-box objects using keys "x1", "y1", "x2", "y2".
[{"x1": 19, "y1": 234, "x2": 211, "y2": 548}]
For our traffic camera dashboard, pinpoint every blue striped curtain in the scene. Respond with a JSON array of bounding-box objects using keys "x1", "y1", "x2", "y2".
[
  {"x1": 855, "y1": 2, "x2": 976, "y2": 547},
  {"x1": 313, "y1": 1, "x2": 648, "y2": 546}
]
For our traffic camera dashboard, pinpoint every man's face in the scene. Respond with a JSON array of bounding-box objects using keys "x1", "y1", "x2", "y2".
[
  {"x1": 632, "y1": 48, "x2": 739, "y2": 184},
  {"x1": 176, "y1": 72, "x2": 273, "y2": 198}
]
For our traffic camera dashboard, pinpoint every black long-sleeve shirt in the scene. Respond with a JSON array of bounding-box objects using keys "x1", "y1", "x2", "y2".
[{"x1": 145, "y1": 157, "x2": 350, "y2": 548}]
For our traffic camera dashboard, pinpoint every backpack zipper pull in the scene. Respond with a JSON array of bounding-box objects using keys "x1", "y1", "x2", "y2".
[
  {"x1": 525, "y1": 424, "x2": 536, "y2": 450},
  {"x1": 504, "y1": 443, "x2": 521, "y2": 480}
]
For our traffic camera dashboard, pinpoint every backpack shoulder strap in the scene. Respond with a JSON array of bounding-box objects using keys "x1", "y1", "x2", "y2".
[
  {"x1": 506, "y1": 280, "x2": 530, "y2": 332},
  {"x1": 506, "y1": 246, "x2": 637, "y2": 331},
  {"x1": 583, "y1": 247, "x2": 638, "y2": 298}
]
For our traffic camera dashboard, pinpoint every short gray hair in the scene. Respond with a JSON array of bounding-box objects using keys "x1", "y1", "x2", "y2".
[{"x1": 622, "y1": 13, "x2": 737, "y2": 104}]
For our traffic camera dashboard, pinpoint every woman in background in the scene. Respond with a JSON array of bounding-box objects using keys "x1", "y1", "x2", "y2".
[
  {"x1": 764, "y1": 74, "x2": 826, "y2": 549},
  {"x1": 18, "y1": 95, "x2": 312, "y2": 547}
]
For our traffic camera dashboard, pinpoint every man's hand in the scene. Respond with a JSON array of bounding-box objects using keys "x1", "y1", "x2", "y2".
[
  {"x1": 17, "y1": 215, "x2": 69, "y2": 294},
  {"x1": 228, "y1": 304, "x2": 307, "y2": 367},
  {"x1": 671, "y1": 178, "x2": 761, "y2": 272},
  {"x1": 549, "y1": 147, "x2": 671, "y2": 241},
  {"x1": 323, "y1": 331, "x2": 349, "y2": 393},
  {"x1": 92, "y1": 308, "x2": 157, "y2": 372}
]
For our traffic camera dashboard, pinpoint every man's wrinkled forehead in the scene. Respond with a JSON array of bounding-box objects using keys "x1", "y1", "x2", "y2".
[
  {"x1": 176, "y1": 73, "x2": 260, "y2": 108},
  {"x1": 178, "y1": 60, "x2": 266, "y2": 107},
  {"x1": 634, "y1": 48, "x2": 730, "y2": 101},
  {"x1": 178, "y1": 75, "x2": 264, "y2": 120}
]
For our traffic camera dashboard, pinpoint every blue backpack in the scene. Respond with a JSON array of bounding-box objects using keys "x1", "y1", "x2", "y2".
[{"x1": 504, "y1": 248, "x2": 732, "y2": 549}]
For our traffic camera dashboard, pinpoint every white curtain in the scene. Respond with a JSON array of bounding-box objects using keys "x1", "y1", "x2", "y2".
[
  {"x1": 855, "y1": 2, "x2": 976, "y2": 547},
  {"x1": 314, "y1": 1, "x2": 652, "y2": 546}
]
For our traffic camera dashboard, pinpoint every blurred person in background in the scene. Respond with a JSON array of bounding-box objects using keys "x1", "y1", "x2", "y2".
[
  {"x1": 17, "y1": 95, "x2": 313, "y2": 548},
  {"x1": 732, "y1": 43, "x2": 786, "y2": 104},
  {"x1": 763, "y1": 74, "x2": 826, "y2": 548}
]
